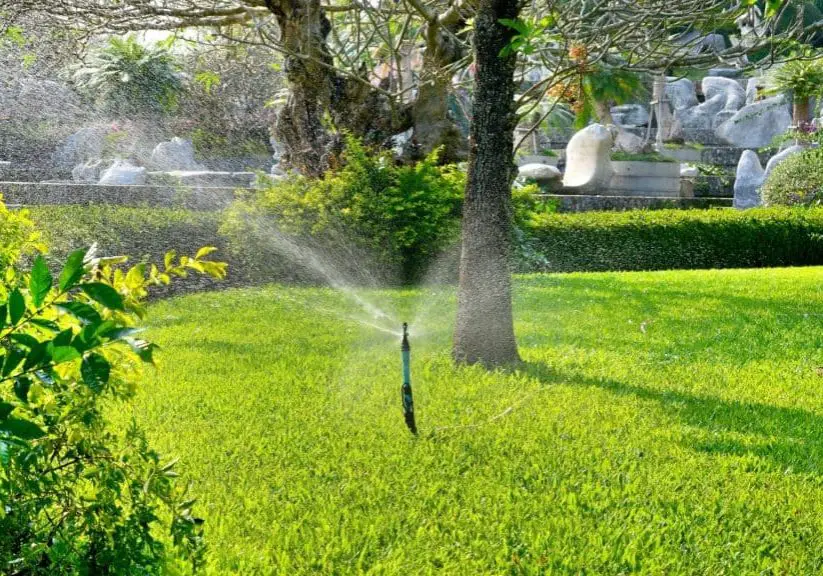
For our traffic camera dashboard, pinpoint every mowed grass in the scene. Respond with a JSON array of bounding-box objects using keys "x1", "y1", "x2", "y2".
[{"x1": 114, "y1": 267, "x2": 823, "y2": 574}]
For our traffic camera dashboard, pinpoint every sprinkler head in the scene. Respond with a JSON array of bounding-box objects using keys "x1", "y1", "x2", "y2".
[{"x1": 401, "y1": 322, "x2": 410, "y2": 351}]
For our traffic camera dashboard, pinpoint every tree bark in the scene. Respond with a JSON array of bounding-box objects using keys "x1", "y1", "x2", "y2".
[
  {"x1": 266, "y1": 0, "x2": 464, "y2": 175},
  {"x1": 407, "y1": 20, "x2": 468, "y2": 163},
  {"x1": 793, "y1": 96, "x2": 810, "y2": 128},
  {"x1": 452, "y1": 0, "x2": 520, "y2": 366},
  {"x1": 267, "y1": 0, "x2": 413, "y2": 176}
]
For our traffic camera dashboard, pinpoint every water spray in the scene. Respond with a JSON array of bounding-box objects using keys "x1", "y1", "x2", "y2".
[{"x1": 401, "y1": 323, "x2": 417, "y2": 435}]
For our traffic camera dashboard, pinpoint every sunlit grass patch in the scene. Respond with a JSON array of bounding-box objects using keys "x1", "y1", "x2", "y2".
[{"x1": 113, "y1": 267, "x2": 823, "y2": 574}]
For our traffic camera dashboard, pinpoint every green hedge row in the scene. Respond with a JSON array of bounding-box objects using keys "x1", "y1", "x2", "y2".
[
  {"x1": 24, "y1": 206, "x2": 823, "y2": 289},
  {"x1": 524, "y1": 207, "x2": 823, "y2": 273}
]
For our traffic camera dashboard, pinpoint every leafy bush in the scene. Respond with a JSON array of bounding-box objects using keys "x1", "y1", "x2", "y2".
[
  {"x1": 0, "y1": 244, "x2": 225, "y2": 573},
  {"x1": 223, "y1": 137, "x2": 465, "y2": 283},
  {"x1": 71, "y1": 36, "x2": 184, "y2": 116},
  {"x1": 523, "y1": 207, "x2": 823, "y2": 272},
  {"x1": 0, "y1": 201, "x2": 42, "y2": 268},
  {"x1": 761, "y1": 147, "x2": 823, "y2": 207}
]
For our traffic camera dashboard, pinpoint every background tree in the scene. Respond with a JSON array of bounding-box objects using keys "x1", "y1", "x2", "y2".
[{"x1": 71, "y1": 35, "x2": 185, "y2": 117}]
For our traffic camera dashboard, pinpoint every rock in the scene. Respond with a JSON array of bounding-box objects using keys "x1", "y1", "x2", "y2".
[
  {"x1": 71, "y1": 159, "x2": 111, "y2": 183},
  {"x1": 745, "y1": 78, "x2": 760, "y2": 105},
  {"x1": 518, "y1": 163, "x2": 561, "y2": 186},
  {"x1": 707, "y1": 68, "x2": 743, "y2": 78},
  {"x1": 675, "y1": 93, "x2": 727, "y2": 142},
  {"x1": 148, "y1": 137, "x2": 204, "y2": 172},
  {"x1": 611, "y1": 104, "x2": 649, "y2": 127},
  {"x1": 702, "y1": 77, "x2": 746, "y2": 111},
  {"x1": 98, "y1": 159, "x2": 146, "y2": 186},
  {"x1": 734, "y1": 150, "x2": 765, "y2": 209},
  {"x1": 613, "y1": 129, "x2": 646, "y2": 153},
  {"x1": 764, "y1": 144, "x2": 804, "y2": 180},
  {"x1": 666, "y1": 78, "x2": 699, "y2": 111},
  {"x1": 562, "y1": 124, "x2": 614, "y2": 192},
  {"x1": 716, "y1": 96, "x2": 792, "y2": 148},
  {"x1": 54, "y1": 126, "x2": 111, "y2": 168},
  {"x1": 680, "y1": 164, "x2": 700, "y2": 178},
  {"x1": 697, "y1": 34, "x2": 728, "y2": 55}
]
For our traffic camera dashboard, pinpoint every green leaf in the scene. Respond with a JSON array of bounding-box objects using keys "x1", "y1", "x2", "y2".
[
  {"x1": 30, "y1": 318, "x2": 60, "y2": 332},
  {"x1": 8, "y1": 289, "x2": 25, "y2": 325},
  {"x1": 53, "y1": 329, "x2": 73, "y2": 347},
  {"x1": 48, "y1": 345, "x2": 81, "y2": 365},
  {"x1": 59, "y1": 248, "x2": 88, "y2": 291},
  {"x1": 2, "y1": 348, "x2": 24, "y2": 377},
  {"x1": 9, "y1": 333, "x2": 39, "y2": 349},
  {"x1": 81, "y1": 283, "x2": 124, "y2": 311},
  {"x1": 195, "y1": 246, "x2": 218, "y2": 259},
  {"x1": 29, "y1": 255, "x2": 52, "y2": 307},
  {"x1": 81, "y1": 353, "x2": 110, "y2": 393},
  {"x1": 13, "y1": 377, "x2": 31, "y2": 402},
  {"x1": 0, "y1": 402, "x2": 14, "y2": 420},
  {"x1": 0, "y1": 417, "x2": 45, "y2": 440},
  {"x1": 57, "y1": 302, "x2": 102, "y2": 325}
]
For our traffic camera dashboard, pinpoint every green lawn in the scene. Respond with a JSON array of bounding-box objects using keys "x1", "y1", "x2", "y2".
[{"x1": 117, "y1": 267, "x2": 823, "y2": 574}]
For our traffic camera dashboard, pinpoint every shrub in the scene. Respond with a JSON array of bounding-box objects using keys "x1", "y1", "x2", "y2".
[
  {"x1": 0, "y1": 243, "x2": 226, "y2": 573},
  {"x1": 523, "y1": 207, "x2": 823, "y2": 272},
  {"x1": 761, "y1": 147, "x2": 823, "y2": 207},
  {"x1": 223, "y1": 137, "x2": 465, "y2": 283},
  {"x1": 0, "y1": 201, "x2": 42, "y2": 269},
  {"x1": 71, "y1": 36, "x2": 184, "y2": 117}
]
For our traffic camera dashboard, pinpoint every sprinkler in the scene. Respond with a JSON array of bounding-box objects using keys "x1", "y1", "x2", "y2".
[{"x1": 401, "y1": 322, "x2": 417, "y2": 435}]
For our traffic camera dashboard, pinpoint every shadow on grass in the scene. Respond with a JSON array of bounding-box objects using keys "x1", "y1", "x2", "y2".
[{"x1": 521, "y1": 361, "x2": 823, "y2": 476}]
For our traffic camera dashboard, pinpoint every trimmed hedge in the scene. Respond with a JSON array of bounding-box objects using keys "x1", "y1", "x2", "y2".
[
  {"x1": 524, "y1": 207, "x2": 823, "y2": 273},
  {"x1": 24, "y1": 205, "x2": 823, "y2": 291}
]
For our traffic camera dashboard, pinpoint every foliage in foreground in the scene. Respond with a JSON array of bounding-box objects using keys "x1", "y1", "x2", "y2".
[
  {"x1": 762, "y1": 147, "x2": 823, "y2": 207},
  {"x1": 126, "y1": 268, "x2": 823, "y2": 574},
  {"x1": 0, "y1": 245, "x2": 226, "y2": 574},
  {"x1": 522, "y1": 206, "x2": 823, "y2": 272}
]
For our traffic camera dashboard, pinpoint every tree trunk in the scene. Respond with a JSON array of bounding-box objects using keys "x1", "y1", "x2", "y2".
[
  {"x1": 452, "y1": 0, "x2": 520, "y2": 366},
  {"x1": 267, "y1": 0, "x2": 464, "y2": 175},
  {"x1": 793, "y1": 96, "x2": 810, "y2": 128},
  {"x1": 267, "y1": 0, "x2": 413, "y2": 176},
  {"x1": 407, "y1": 20, "x2": 468, "y2": 163}
]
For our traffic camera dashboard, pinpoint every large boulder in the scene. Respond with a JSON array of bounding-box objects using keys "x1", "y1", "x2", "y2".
[
  {"x1": 72, "y1": 159, "x2": 111, "y2": 183},
  {"x1": 734, "y1": 150, "x2": 765, "y2": 209},
  {"x1": 733, "y1": 145, "x2": 804, "y2": 209},
  {"x1": 562, "y1": 124, "x2": 614, "y2": 192},
  {"x1": 611, "y1": 104, "x2": 649, "y2": 127},
  {"x1": 674, "y1": 93, "x2": 727, "y2": 142},
  {"x1": 518, "y1": 163, "x2": 561, "y2": 182},
  {"x1": 613, "y1": 129, "x2": 646, "y2": 153},
  {"x1": 696, "y1": 34, "x2": 728, "y2": 55},
  {"x1": 716, "y1": 96, "x2": 792, "y2": 148},
  {"x1": 98, "y1": 159, "x2": 146, "y2": 186},
  {"x1": 666, "y1": 78, "x2": 699, "y2": 111},
  {"x1": 53, "y1": 126, "x2": 111, "y2": 168},
  {"x1": 702, "y1": 77, "x2": 746, "y2": 111},
  {"x1": 745, "y1": 78, "x2": 761, "y2": 105},
  {"x1": 148, "y1": 137, "x2": 205, "y2": 172}
]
